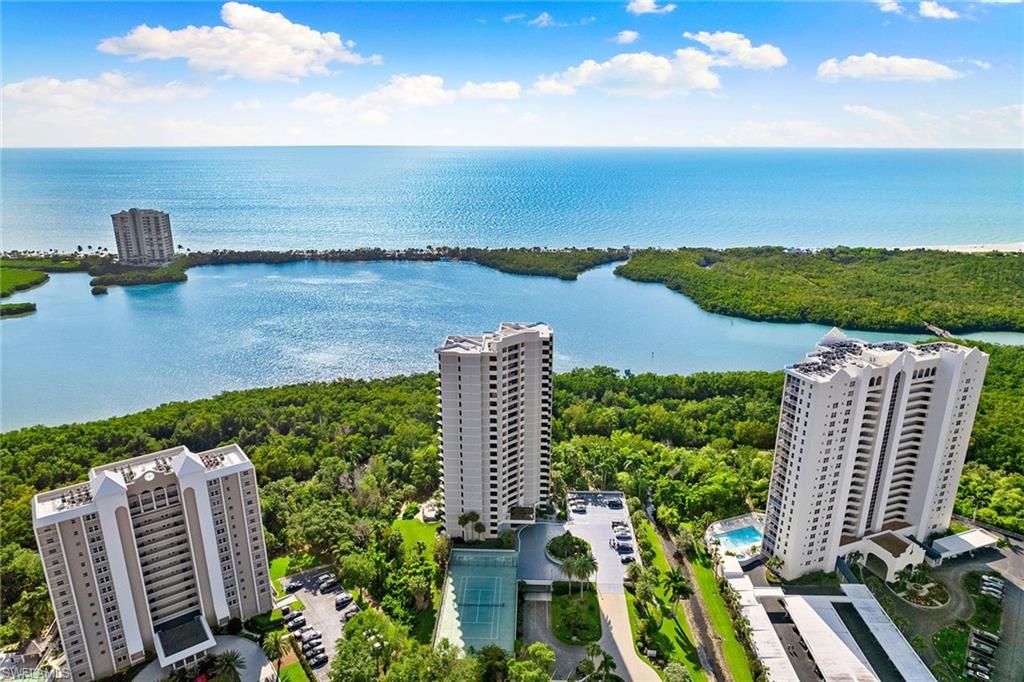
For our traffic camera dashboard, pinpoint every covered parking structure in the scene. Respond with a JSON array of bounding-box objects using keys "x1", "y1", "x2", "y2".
[{"x1": 929, "y1": 528, "x2": 999, "y2": 564}]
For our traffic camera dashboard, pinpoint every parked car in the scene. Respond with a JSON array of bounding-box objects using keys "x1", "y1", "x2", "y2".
[
  {"x1": 608, "y1": 498, "x2": 623, "y2": 509},
  {"x1": 966, "y1": 670, "x2": 991, "y2": 681},
  {"x1": 974, "y1": 631, "x2": 999, "y2": 646},
  {"x1": 615, "y1": 531, "x2": 632, "y2": 541},
  {"x1": 980, "y1": 588, "x2": 1002, "y2": 599},
  {"x1": 616, "y1": 543, "x2": 633, "y2": 554},
  {"x1": 285, "y1": 581, "x2": 303, "y2": 593},
  {"x1": 336, "y1": 592, "x2": 354, "y2": 609},
  {"x1": 620, "y1": 554, "x2": 635, "y2": 564},
  {"x1": 283, "y1": 610, "x2": 303, "y2": 622},
  {"x1": 320, "y1": 578, "x2": 339, "y2": 592},
  {"x1": 305, "y1": 646, "x2": 325, "y2": 658},
  {"x1": 287, "y1": 617, "x2": 306, "y2": 630},
  {"x1": 280, "y1": 606, "x2": 291, "y2": 617},
  {"x1": 971, "y1": 641, "x2": 996, "y2": 656},
  {"x1": 311, "y1": 654, "x2": 329, "y2": 668}
]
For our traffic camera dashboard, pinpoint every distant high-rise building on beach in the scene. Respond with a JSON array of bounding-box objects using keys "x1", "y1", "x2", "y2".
[
  {"x1": 32, "y1": 445, "x2": 273, "y2": 681},
  {"x1": 436, "y1": 322, "x2": 553, "y2": 539},
  {"x1": 762, "y1": 330, "x2": 987, "y2": 581},
  {"x1": 111, "y1": 208, "x2": 174, "y2": 265}
]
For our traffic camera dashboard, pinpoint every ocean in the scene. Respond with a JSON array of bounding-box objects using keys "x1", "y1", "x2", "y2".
[{"x1": 3, "y1": 147, "x2": 1021, "y2": 251}]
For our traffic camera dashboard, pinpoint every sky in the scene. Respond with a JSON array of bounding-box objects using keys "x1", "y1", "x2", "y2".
[{"x1": 2, "y1": 1, "x2": 1022, "y2": 147}]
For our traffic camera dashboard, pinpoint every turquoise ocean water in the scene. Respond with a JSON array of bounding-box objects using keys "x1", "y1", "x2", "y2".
[{"x1": 2, "y1": 148, "x2": 1021, "y2": 429}]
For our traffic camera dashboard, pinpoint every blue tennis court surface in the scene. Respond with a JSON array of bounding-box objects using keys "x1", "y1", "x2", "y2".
[{"x1": 434, "y1": 549, "x2": 518, "y2": 653}]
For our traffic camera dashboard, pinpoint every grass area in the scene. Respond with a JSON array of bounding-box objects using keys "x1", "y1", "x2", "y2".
[
  {"x1": 616, "y1": 246, "x2": 1024, "y2": 333},
  {"x1": 0, "y1": 257, "x2": 94, "y2": 272},
  {"x1": 1, "y1": 302, "x2": 37, "y2": 318},
  {"x1": 964, "y1": 571, "x2": 1003, "y2": 634},
  {"x1": 392, "y1": 518, "x2": 441, "y2": 643},
  {"x1": 269, "y1": 553, "x2": 319, "y2": 597},
  {"x1": 392, "y1": 518, "x2": 439, "y2": 562},
  {"x1": 280, "y1": 661, "x2": 310, "y2": 682},
  {"x1": 0, "y1": 268, "x2": 48, "y2": 297},
  {"x1": 932, "y1": 622, "x2": 970, "y2": 682},
  {"x1": 247, "y1": 599, "x2": 306, "y2": 635},
  {"x1": 627, "y1": 518, "x2": 707, "y2": 681},
  {"x1": 690, "y1": 550, "x2": 755, "y2": 682},
  {"x1": 551, "y1": 584, "x2": 601, "y2": 644}
]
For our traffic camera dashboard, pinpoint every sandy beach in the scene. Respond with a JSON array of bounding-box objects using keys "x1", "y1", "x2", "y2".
[{"x1": 900, "y1": 242, "x2": 1024, "y2": 253}]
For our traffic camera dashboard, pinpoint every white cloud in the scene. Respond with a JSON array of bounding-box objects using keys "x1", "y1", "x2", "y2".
[
  {"x1": 918, "y1": 1, "x2": 959, "y2": 19},
  {"x1": 843, "y1": 104, "x2": 905, "y2": 128},
  {"x1": 231, "y1": 98, "x2": 262, "y2": 111},
  {"x1": 818, "y1": 53, "x2": 961, "y2": 81},
  {"x1": 535, "y1": 31, "x2": 785, "y2": 97},
  {"x1": 954, "y1": 104, "x2": 1024, "y2": 137},
  {"x1": 458, "y1": 80, "x2": 522, "y2": 100},
  {"x1": 870, "y1": 0, "x2": 904, "y2": 13},
  {"x1": 626, "y1": 0, "x2": 677, "y2": 15},
  {"x1": 291, "y1": 74, "x2": 521, "y2": 125},
  {"x1": 528, "y1": 12, "x2": 563, "y2": 28},
  {"x1": 683, "y1": 31, "x2": 788, "y2": 69},
  {"x1": 970, "y1": 59, "x2": 993, "y2": 70},
  {"x1": 533, "y1": 50, "x2": 719, "y2": 97},
  {"x1": 98, "y1": 2, "x2": 380, "y2": 82},
  {"x1": 502, "y1": 13, "x2": 526, "y2": 22},
  {"x1": 2, "y1": 71, "x2": 207, "y2": 113},
  {"x1": 614, "y1": 30, "x2": 640, "y2": 44}
]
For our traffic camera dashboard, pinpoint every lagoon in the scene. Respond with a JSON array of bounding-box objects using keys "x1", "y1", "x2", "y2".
[{"x1": 8, "y1": 259, "x2": 1018, "y2": 431}]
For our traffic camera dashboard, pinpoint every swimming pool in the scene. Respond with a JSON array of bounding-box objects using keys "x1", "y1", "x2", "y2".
[{"x1": 714, "y1": 525, "x2": 764, "y2": 554}]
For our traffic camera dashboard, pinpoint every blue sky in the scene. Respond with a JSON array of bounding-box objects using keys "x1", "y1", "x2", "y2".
[{"x1": 2, "y1": 1, "x2": 1022, "y2": 147}]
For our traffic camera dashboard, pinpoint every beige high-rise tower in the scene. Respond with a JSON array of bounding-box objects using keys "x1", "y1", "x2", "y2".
[
  {"x1": 436, "y1": 322, "x2": 553, "y2": 540},
  {"x1": 762, "y1": 332, "x2": 988, "y2": 581},
  {"x1": 111, "y1": 208, "x2": 175, "y2": 265},
  {"x1": 32, "y1": 445, "x2": 273, "y2": 681}
]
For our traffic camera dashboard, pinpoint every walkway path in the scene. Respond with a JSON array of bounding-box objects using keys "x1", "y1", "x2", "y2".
[{"x1": 597, "y1": 591, "x2": 661, "y2": 681}]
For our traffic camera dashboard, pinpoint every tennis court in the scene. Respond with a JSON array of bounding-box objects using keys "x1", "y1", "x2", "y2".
[{"x1": 433, "y1": 549, "x2": 518, "y2": 653}]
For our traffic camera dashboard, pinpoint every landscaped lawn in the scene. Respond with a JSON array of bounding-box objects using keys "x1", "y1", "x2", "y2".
[
  {"x1": 690, "y1": 550, "x2": 754, "y2": 682},
  {"x1": 269, "y1": 553, "x2": 318, "y2": 596},
  {"x1": 280, "y1": 661, "x2": 310, "y2": 682},
  {"x1": 0, "y1": 268, "x2": 48, "y2": 297},
  {"x1": 392, "y1": 517, "x2": 441, "y2": 643},
  {"x1": 551, "y1": 584, "x2": 601, "y2": 644},
  {"x1": 932, "y1": 622, "x2": 970, "y2": 682},
  {"x1": 392, "y1": 518, "x2": 439, "y2": 564},
  {"x1": 965, "y1": 571, "x2": 1003, "y2": 634},
  {"x1": 626, "y1": 518, "x2": 706, "y2": 681}
]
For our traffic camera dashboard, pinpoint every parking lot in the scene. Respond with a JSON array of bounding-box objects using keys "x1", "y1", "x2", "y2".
[
  {"x1": 280, "y1": 571, "x2": 359, "y2": 681},
  {"x1": 565, "y1": 491, "x2": 636, "y2": 592}
]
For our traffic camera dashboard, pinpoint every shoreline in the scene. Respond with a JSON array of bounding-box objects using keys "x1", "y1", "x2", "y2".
[{"x1": 898, "y1": 242, "x2": 1024, "y2": 253}]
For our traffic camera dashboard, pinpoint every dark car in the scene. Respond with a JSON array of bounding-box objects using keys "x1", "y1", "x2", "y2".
[
  {"x1": 283, "y1": 610, "x2": 303, "y2": 623},
  {"x1": 287, "y1": 617, "x2": 306, "y2": 630},
  {"x1": 311, "y1": 654, "x2": 329, "y2": 668},
  {"x1": 620, "y1": 555, "x2": 635, "y2": 564},
  {"x1": 335, "y1": 592, "x2": 353, "y2": 609},
  {"x1": 305, "y1": 645, "x2": 325, "y2": 658},
  {"x1": 320, "y1": 578, "x2": 339, "y2": 592},
  {"x1": 608, "y1": 499, "x2": 623, "y2": 509},
  {"x1": 616, "y1": 543, "x2": 633, "y2": 554},
  {"x1": 285, "y1": 581, "x2": 303, "y2": 593}
]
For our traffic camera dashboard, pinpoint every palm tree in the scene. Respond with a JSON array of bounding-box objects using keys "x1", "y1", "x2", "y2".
[
  {"x1": 473, "y1": 521, "x2": 486, "y2": 538},
  {"x1": 211, "y1": 649, "x2": 246, "y2": 682},
  {"x1": 596, "y1": 651, "x2": 617, "y2": 681},
  {"x1": 561, "y1": 554, "x2": 581, "y2": 595},
  {"x1": 262, "y1": 631, "x2": 286, "y2": 680},
  {"x1": 574, "y1": 553, "x2": 598, "y2": 593},
  {"x1": 663, "y1": 567, "x2": 692, "y2": 605}
]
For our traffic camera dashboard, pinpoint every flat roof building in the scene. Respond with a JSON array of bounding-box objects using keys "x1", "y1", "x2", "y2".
[
  {"x1": 436, "y1": 322, "x2": 553, "y2": 539},
  {"x1": 33, "y1": 445, "x2": 273, "y2": 681},
  {"x1": 762, "y1": 330, "x2": 988, "y2": 581},
  {"x1": 111, "y1": 208, "x2": 174, "y2": 265}
]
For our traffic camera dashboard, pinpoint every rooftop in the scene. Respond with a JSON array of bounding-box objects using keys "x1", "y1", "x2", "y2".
[
  {"x1": 436, "y1": 322, "x2": 551, "y2": 354},
  {"x1": 33, "y1": 444, "x2": 252, "y2": 521},
  {"x1": 869, "y1": 532, "x2": 912, "y2": 559},
  {"x1": 932, "y1": 528, "x2": 999, "y2": 558},
  {"x1": 786, "y1": 328, "x2": 976, "y2": 381}
]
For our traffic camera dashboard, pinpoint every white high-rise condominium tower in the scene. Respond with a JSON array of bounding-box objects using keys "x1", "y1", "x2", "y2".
[
  {"x1": 111, "y1": 208, "x2": 175, "y2": 265},
  {"x1": 762, "y1": 331, "x2": 988, "y2": 581},
  {"x1": 32, "y1": 445, "x2": 273, "y2": 681},
  {"x1": 436, "y1": 322, "x2": 553, "y2": 540}
]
